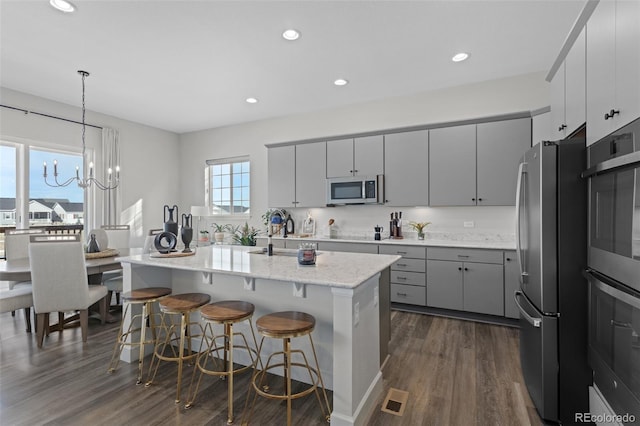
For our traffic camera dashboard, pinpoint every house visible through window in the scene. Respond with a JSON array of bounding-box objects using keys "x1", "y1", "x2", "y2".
[{"x1": 206, "y1": 157, "x2": 250, "y2": 215}]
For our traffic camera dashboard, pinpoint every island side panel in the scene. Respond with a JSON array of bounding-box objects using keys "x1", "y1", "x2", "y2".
[
  {"x1": 379, "y1": 266, "x2": 391, "y2": 366},
  {"x1": 331, "y1": 274, "x2": 383, "y2": 426}
]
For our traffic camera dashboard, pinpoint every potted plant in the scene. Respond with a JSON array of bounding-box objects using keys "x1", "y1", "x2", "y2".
[
  {"x1": 198, "y1": 230, "x2": 209, "y2": 244},
  {"x1": 408, "y1": 221, "x2": 431, "y2": 240},
  {"x1": 211, "y1": 223, "x2": 229, "y2": 245},
  {"x1": 231, "y1": 222, "x2": 259, "y2": 246}
]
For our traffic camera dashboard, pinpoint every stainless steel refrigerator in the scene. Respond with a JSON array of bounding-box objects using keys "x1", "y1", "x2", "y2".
[{"x1": 514, "y1": 138, "x2": 591, "y2": 424}]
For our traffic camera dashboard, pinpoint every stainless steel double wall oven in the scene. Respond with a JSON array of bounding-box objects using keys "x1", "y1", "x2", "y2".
[{"x1": 584, "y1": 117, "x2": 640, "y2": 422}]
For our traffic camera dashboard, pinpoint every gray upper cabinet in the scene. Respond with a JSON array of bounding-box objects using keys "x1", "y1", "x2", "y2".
[
  {"x1": 327, "y1": 135, "x2": 383, "y2": 178},
  {"x1": 295, "y1": 142, "x2": 327, "y2": 207},
  {"x1": 476, "y1": 118, "x2": 531, "y2": 206},
  {"x1": 430, "y1": 119, "x2": 530, "y2": 207},
  {"x1": 550, "y1": 28, "x2": 586, "y2": 139},
  {"x1": 267, "y1": 145, "x2": 296, "y2": 208},
  {"x1": 429, "y1": 124, "x2": 476, "y2": 206},
  {"x1": 326, "y1": 138, "x2": 353, "y2": 178},
  {"x1": 384, "y1": 130, "x2": 428, "y2": 206},
  {"x1": 267, "y1": 142, "x2": 327, "y2": 208},
  {"x1": 586, "y1": 0, "x2": 640, "y2": 146}
]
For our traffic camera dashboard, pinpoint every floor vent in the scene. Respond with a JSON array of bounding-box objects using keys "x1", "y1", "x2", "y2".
[{"x1": 381, "y1": 387, "x2": 409, "y2": 417}]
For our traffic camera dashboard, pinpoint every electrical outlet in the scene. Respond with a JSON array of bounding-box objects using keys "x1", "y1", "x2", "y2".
[
  {"x1": 464, "y1": 221, "x2": 475, "y2": 228},
  {"x1": 354, "y1": 302, "x2": 360, "y2": 326}
]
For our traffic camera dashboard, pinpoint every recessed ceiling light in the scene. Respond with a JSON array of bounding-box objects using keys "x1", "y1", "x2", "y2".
[
  {"x1": 282, "y1": 29, "x2": 300, "y2": 41},
  {"x1": 452, "y1": 52, "x2": 470, "y2": 62},
  {"x1": 49, "y1": 0, "x2": 75, "y2": 13},
  {"x1": 334, "y1": 79, "x2": 349, "y2": 86},
  {"x1": 246, "y1": 97, "x2": 258, "y2": 104}
]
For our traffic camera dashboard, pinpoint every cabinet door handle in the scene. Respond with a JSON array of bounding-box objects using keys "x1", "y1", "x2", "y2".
[
  {"x1": 353, "y1": 169, "x2": 358, "y2": 173},
  {"x1": 397, "y1": 263, "x2": 407, "y2": 267},
  {"x1": 478, "y1": 198, "x2": 483, "y2": 202},
  {"x1": 464, "y1": 267, "x2": 468, "y2": 271},
  {"x1": 472, "y1": 198, "x2": 476, "y2": 201},
  {"x1": 558, "y1": 124, "x2": 567, "y2": 131},
  {"x1": 397, "y1": 251, "x2": 407, "y2": 255},
  {"x1": 397, "y1": 276, "x2": 407, "y2": 280},
  {"x1": 457, "y1": 255, "x2": 469, "y2": 258},
  {"x1": 604, "y1": 109, "x2": 620, "y2": 120},
  {"x1": 506, "y1": 257, "x2": 512, "y2": 261},
  {"x1": 397, "y1": 292, "x2": 407, "y2": 297},
  {"x1": 458, "y1": 267, "x2": 462, "y2": 271}
]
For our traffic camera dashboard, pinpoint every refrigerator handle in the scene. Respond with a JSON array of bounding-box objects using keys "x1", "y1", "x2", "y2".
[
  {"x1": 515, "y1": 162, "x2": 528, "y2": 284},
  {"x1": 514, "y1": 291, "x2": 541, "y2": 328}
]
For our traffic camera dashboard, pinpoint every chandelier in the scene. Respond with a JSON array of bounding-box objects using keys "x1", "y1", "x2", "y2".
[{"x1": 43, "y1": 70, "x2": 119, "y2": 190}]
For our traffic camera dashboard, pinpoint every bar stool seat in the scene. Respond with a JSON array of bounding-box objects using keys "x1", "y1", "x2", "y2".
[
  {"x1": 185, "y1": 301, "x2": 260, "y2": 424},
  {"x1": 145, "y1": 292, "x2": 211, "y2": 403},
  {"x1": 107, "y1": 287, "x2": 172, "y2": 384},
  {"x1": 243, "y1": 311, "x2": 331, "y2": 425}
]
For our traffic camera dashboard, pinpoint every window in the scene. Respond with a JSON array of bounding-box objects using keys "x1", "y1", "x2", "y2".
[
  {"x1": 1, "y1": 142, "x2": 85, "y2": 257},
  {"x1": 206, "y1": 157, "x2": 250, "y2": 215}
]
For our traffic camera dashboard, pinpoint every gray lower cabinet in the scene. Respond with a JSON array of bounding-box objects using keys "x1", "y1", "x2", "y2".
[
  {"x1": 426, "y1": 247, "x2": 504, "y2": 316},
  {"x1": 463, "y1": 262, "x2": 504, "y2": 316},
  {"x1": 316, "y1": 241, "x2": 378, "y2": 254},
  {"x1": 426, "y1": 260, "x2": 463, "y2": 310},
  {"x1": 380, "y1": 245, "x2": 426, "y2": 306},
  {"x1": 503, "y1": 250, "x2": 520, "y2": 319}
]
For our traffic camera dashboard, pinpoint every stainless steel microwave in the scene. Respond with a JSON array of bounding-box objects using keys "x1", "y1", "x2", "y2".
[{"x1": 326, "y1": 175, "x2": 384, "y2": 205}]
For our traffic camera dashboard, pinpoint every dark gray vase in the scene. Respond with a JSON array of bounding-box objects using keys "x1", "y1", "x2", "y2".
[
  {"x1": 181, "y1": 213, "x2": 193, "y2": 253},
  {"x1": 88, "y1": 233, "x2": 100, "y2": 253},
  {"x1": 163, "y1": 204, "x2": 179, "y2": 237}
]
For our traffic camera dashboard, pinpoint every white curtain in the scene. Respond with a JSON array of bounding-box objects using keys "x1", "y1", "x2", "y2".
[{"x1": 101, "y1": 128, "x2": 121, "y2": 225}]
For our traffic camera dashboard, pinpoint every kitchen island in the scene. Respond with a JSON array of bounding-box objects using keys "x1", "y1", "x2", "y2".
[{"x1": 117, "y1": 245, "x2": 399, "y2": 426}]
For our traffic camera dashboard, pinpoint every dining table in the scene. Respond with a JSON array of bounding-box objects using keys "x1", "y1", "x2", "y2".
[
  {"x1": 0, "y1": 248, "x2": 134, "y2": 283},
  {"x1": 0, "y1": 248, "x2": 137, "y2": 325}
]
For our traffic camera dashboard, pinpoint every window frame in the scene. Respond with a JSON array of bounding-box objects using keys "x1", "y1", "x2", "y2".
[
  {"x1": 205, "y1": 155, "x2": 251, "y2": 217},
  {"x1": 1, "y1": 139, "x2": 92, "y2": 230}
]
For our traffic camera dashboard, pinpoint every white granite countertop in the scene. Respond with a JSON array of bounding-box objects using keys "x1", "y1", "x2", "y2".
[
  {"x1": 117, "y1": 245, "x2": 400, "y2": 289},
  {"x1": 259, "y1": 235, "x2": 516, "y2": 250}
]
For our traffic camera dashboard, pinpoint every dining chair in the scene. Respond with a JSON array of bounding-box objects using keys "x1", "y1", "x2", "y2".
[
  {"x1": 0, "y1": 287, "x2": 34, "y2": 333},
  {"x1": 28, "y1": 234, "x2": 109, "y2": 348},
  {"x1": 100, "y1": 225, "x2": 130, "y2": 306},
  {"x1": 4, "y1": 228, "x2": 45, "y2": 332}
]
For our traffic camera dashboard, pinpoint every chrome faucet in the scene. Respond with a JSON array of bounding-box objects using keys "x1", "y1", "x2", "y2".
[
  {"x1": 266, "y1": 208, "x2": 286, "y2": 256},
  {"x1": 267, "y1": 209, "x2": 287, "y2": 237}
]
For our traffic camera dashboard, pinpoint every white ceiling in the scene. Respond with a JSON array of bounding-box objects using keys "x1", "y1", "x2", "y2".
[{"x1": 0, "y1": 0, "x2": 585, "y2": 134}]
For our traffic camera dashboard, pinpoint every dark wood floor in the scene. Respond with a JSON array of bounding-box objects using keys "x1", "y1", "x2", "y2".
[{"x1": 0, "y1": 309, "x2": 543, "y2": 425}]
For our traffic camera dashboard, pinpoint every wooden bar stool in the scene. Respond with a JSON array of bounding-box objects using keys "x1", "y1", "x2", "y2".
[
  {"x1": 145, "y1": 292, "x2": 211, "y2": 403},
  {"x1": 107, "y1": 287, "x2": 172, "y2": 384},
  {"x1": 243, "y1": 311, "x2": 331, "y2": 425},
  {"x1": 185, "y1": 301, "x2": 261, "y2": 424}
]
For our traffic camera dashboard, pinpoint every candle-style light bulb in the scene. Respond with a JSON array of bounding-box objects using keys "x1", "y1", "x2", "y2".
[
  {"x1": 43, "y1": 161, "x2": 47, "y2": 177},
  {"x1": 53, "y1": 160, "x2": 58, "y2": 176},
  {"x1": 107, "y1": 168, "x2": 113, "y2": 182},
  {"x1": 89, "y1": 162, "x2": 94, "y2": 177},
  {"x1": 76, "y1": 165, "x2": 80, "y2": 180},
  {"x1": 115, "y1": 166, "x2": 120, "y2": 180}
]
